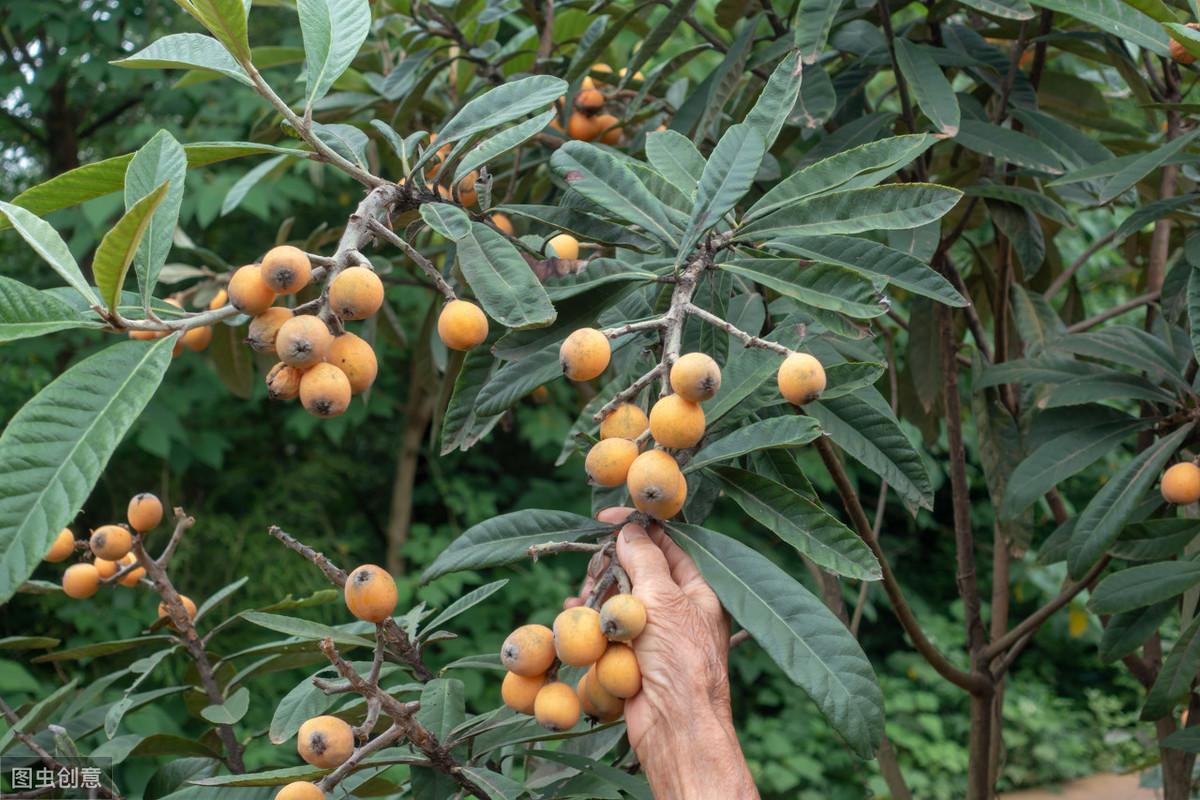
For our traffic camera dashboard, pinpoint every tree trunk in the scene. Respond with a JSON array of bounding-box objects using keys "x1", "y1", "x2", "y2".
[
  {"x1": 967, "y1": 687, "x2": 996, "y2": 800},
  {"x1": 1158, "y1": 715, "x2": 1196, "y2": 800}
]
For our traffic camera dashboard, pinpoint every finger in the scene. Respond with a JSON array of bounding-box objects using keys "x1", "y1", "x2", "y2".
[
  {"x1": 646, "y1": 525, "x2": 704, "y2": 588},
  {"x1": 617, "y1": 523, "x2": 681, "y2": 605},
  {"x1": 596, "y1": 506, "x2": 636, "y2": 525}
]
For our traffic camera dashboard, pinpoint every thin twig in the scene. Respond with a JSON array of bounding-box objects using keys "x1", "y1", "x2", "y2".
[
  {"x1": 1044, "y1": 230, "x2": 1118, "y2": 298},
  {"x1": 366, "y1": 218, "x2": 457, "y2": 301},
  {"x1": 0, "y1": 698, "x2": 119, "y2": 798},
  {"x1": 527, "y1": 541, "x2": 607, "y2": 561},
  {"x1": 684, "y1": 304, "x2": 795, "y2": 357},
  {"x1": 1066, "y1": 290, "x2": 1162, "y2": 333}
]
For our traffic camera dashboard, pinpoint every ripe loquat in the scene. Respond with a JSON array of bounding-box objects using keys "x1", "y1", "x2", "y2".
[
  {"x1": 45, "y1": 528, "x2": 75, "y2": 562},
  {"x1": 501, "y1": 624, "x2": 556, "y2": 677},
  {"x1": 1171, "y1": 26, "x2": 1199, "y2": 64},
  {"x1": 327, "y1": 333, "x2": 378, "y2": 395},
  {"x1": 559, "y1": 328, "x2": 611, "y2": 381},
  {"x1": 490, "y1": 213, "x2": 514, "y2": 236},
  {"x1": 260, "y1": 245, "x2": 312, "y2": 295},
  {"x1": 276, "y1": 315, "x2": 334, "y2": 369},
  {"x1": 600, "y1": 403, "x2": 648, "y2": 440},
  {"x1": 228, "y1": 265, "x2": 277, "y2": 315},
  {"x1": 181, "y1": 326, "x2": 212, "y2": 352},
  {"x1": 590, "y1": 63, "x2": 613, "y2": 85},
  {"x1": 62, "y1": 563, "x2": 100, "y2": 599},
  {"x1": 158, "y1": 595, "x2": 198, "y2": 628},
  {"x1": 1162, "y1": 462, "x2": 1200, "y2": 505},
  {"x1": 128, "y1": 493, "x2": 163, "y2": 533},
  {"x1": 547, "y1": 233, "x2": 580, "y2": 261},
  {"x1": 649, "y1": 394, "x2": 705, "y2": 449},
  {"x1": 90, "y1": 525, "x2": 133, "y2": 560},
  {"x1": 578, "y1": 665, "x2": 624, "y2": 722},
  {"x1": 594, "y1": 113, "x2": 621, "y2": 146},
  {"x1": 778, "y1": 352, "x2": 826, "y2": 406},
  {"x1": 274, "y1": 782, "x2": 324, "y2": 800},
  {"x1": 585, "y1": 438, "x2": 639, "y2": 487},
  {"x1": 457, "y1": 171, "x2": 479, "y2": 207},
  {"x1": 600, "y1": 593, "x2": 646, "y2": 642},
  {"x1": 94, "y1": 558, "x2": 119, "y2": 579},
  {"x1": 247, "y1": 307, "x2": 294, "y2": 354},
  {"x1": 567, "y1": 112, "x2": 601, "y2": 142},
  {"x1": 595, "y1": 642, "x2": 641, "y2": 698},
  {"x1": 501, "y1": 670, "x2": 545, "y2": 715},
  {"x1": 118, "y1": 553, "x2": 144, "y2": 587},
  {"x1": 670, "y1": 352, "x2": 721, "y2": 403},
  {"x1": 329, "y1": 267, "x2": 384, "y2": 321},
  {"x1": 208, "y1": 289, "x2": 229, "y2": 310},
  {"x1": 266, "y1": 363, "x2": 304, "y2": 401},
  {"x1": 575, "y1": 88, "x2": 605, "y2": 112},
  {"x1": 299, "y1": 363, "x2": 352, "y2": 418},
  {"x1": 626, "y1": 448, "x2": 687, "y2": 519},
  {"x1": 297, "y1": 715, "x2": 355, "y2": 768},
  {"x1": 534, "y1": 681, "x2": 581, "y2": 732},
  {"x1": 553, "y1": 606, "x2": 607, "y2": 667},
  {"x1": 129, "y1": 330, "x2": 165, "y2": 341},
  {"x1": 437, "y1": 300, "x2": 489, "y2": 351},
  {"x1": 344, "y1": 564, "x2": 398, "y2": 622}
]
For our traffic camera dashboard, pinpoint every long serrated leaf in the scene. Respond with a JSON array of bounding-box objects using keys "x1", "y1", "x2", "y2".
[
  {"x1": 239, "y1": 612, "x2": 374, "y2": 647},
  {"x1": 456, "y1": 222, "x2": 555, "y2": 329},
  {"x1": 738, "y1": 183, "x2": 962, "y2": 239},
  {"x1": 0, "y1": 277, "x2": 103, "y2": 343},
  {"x1": 453, "y1": 110, "x2": 556, "y2": 185},
  {"x1": 955, "y1": 120, "x2": 1064, "y2": 174},
  {"x1": 685, "y1": 416, "x2": 821, "y2": 472},
  {"x1": 297, "y1": 0, "x2": 371, "y2": 109},
  {"x1": 421, "y1": 579, "x2": 509, "y2": 637},
  {"x1": 744, "y1": 51, "x2": 804, "y2": 147},
  {"x1": 95, "y1": 183, "x2": 170, "y2": 312},
  {"x1": 175, "y1": 0, "x2": 251, "y2": 62},
  {"x1": 0, "y1": 202, "x2": 98, "y2": 304},
  {"x1": 126, "y1": 131, "x2": 187, "y2": 308},
  {"x1": 679, "y1": 124, "x2": 765, "y2": 264},
  {"x1": 1027, "y1": 0, "x2": 1170, "y2": 56},
  {"x1": 1099, "y1": 128, "x2": 1200, "y2": 204},
  {"x1": 645, "y1": 130, "x2": 705, "y2": 196},
  {"x1": 1098, "y1": 600, "x2": 1174, "y2": 663},
  {"x1": 1142, "y1": 615, "x2": 1200, "y2": 720},
  {"x1": 793, "y1": 0, "x2": 845, "y2": 63},
  {"x1": 721, "y1": 259, "x2": 885, "y2": 318},
  {"x1": 423, "y1": 75, "x2": 566, "y2": 160},
  {"x1": 894, "y1": 40, "x2": 960, "y2": 136},
  {"x1": 112, "y1": 33, "x2": 251, "y2": 84}
]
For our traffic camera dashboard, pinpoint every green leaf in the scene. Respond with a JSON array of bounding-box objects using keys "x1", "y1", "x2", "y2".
[
  {"x1": 498, "y1": 206, "x2": 660, "y2": 253},
  {"x1": 1054, "y1": 326, "x2": 1187, "y2": 390},
  {"x1": 111, "y1": 33, "x2": 251, "y2": 84},
  {"x1": 0, "y1": 276, "x2": 103, "y2": 343},
  {"x1": 475, "y1": 346, "x2": 561, "y2": 416},
  {"x1": 195, "y1": 576, "x2": 249, "y2": 622},
  {"x1": 721, "y1": 260, "x2": 885, "y2": 318},
  {"x1": 420, "y1": 203, "x2": 474, "y2": 240},
  {"x1": 221, "y1": 154, "x2": 289, "y2": 217},
  {"x1": 680, "y1": 124, "x2": 765, "y2": 262},
  {"x1": 709, "y1": 466, "x2": 880, "y2": 580},
  {"x1": 1163, "y1": 727, "x2": 1200, "y2": 754},
  {"x1": 456, "y1": 222, "x2": 556, "y2": 328},
  {"x1": 297, "y1": 0, "x2": 371, "y2": 108},
  {"x1": 239, "y1": 612, "x2": 374, "y2": 648},
  {"x1": 1114, "y1": 194, "x2": 1199, "y2": 244},
  {"x1": 0, "y1": 338, "x2": 174, "y2": 605},
  {"x1": 1000, "y1": 416, "x2": 1148, "y2": 519},
  {"x1": 769, "y1": 235, "x2": 966, "y2": 306},
  {"x1": 0, "y1": 636, "x2": 60, "y2": 650},
  {"x1": 550, "y1": 141, "x2": 682, "y2": 247},
  {"x1": 200, "y1": 687, "x2": 250, "y2": 725},
  {"x1": 422, "y1": 511, "x2": 611, "y2": 583},
  {"x1": 0, "y1": 202, "x2": 98, "y2": 304},
  {"x1": 792, "y1": 0, "x2": 845, "y2": 63},
  {"x1": 667, "y1": 523, "x2": 883, "y2": 757},
  {"x1": 421, "y1": 579, "x2": 510, "y2": 637},
  {"x1": 822, "y1": 361, "x2": 886, "y2": 399},
  {"x1": 1090, "y1": 561, "x2": 1200, "y2": 614},
  {"x1": 1099, "y1": 129, "x2": 1200, "y2": 204},
  {"x1": 954, "y1": 120, "x2": 1064, "y2": 174},
  {"x1": 957, "y1": 0, "x2": 1035, "y2": 19},
  {"x1": 269, "y1": 668, "x2": 339, "y2": 744},
  {"x1": 1098, "y1": 600, "x2": 1173, "y2": 663},
  {"x1": 126, "y1": 131, "x2": 188, "y2": 308},
  {"x1": 645, "y1": 130, "x2": 705, "y2": 196},
  {"x1": 426, "y1": 75, "x2": 566, "y2": 157},
  {"x1": 174, "y1": 0, "x2": 252, "y2": 62},
  {"x1": 1043, "y1": 371, "x2": 1178, "y2": 409},
  {"x1": 1111, "y1": 519, "x2": 1198, "y2": 562},
  {"x1": 453, "y1": 110, "x2": 556, "y2": 186},
  {"x1": 441, "y1": 337, "x2": 505, "y2": 455},
  {"x1": 94, "y1": 183, "x2": 171, "y2": 312},
  {"x1": 894, "y1": 41, "x2": 959, "y2": 136},
  {"x1": 807, "y1": 394, "x2": 934, "y2": 511},
  {"x1": 1027, "y1": 0, "x2": 1171, "y2": 56},
  {"x1": 745, "y1": 135, "x2": 935, "y2": 222},
  {"x1": 964, "y1": 183, "x2": 1074, "y2": 227},
  {"x1": 744, "y1": 51, "x2": 804, "y2": 148},
  {"x1": 1143, "y1": 615, "x2": 1200, "y2": 720},
  {"x1": 0, "y1": 680, "x2": 78, "y2": 754},
  {"x1": 457, "y1": 767, "x2": 526, "y2": 800},
  {"x1": 685, "y1": 416, "x2": 821, "y2": 473},
  {"x1": 311, "y1": 123, "x2": 368, "y2": 169},
  {"x1": 738, "y1": 184, "x2": 963, "y2": 239},
  {"x1": 31, "y1": 636, "x2": 173, "y2": 664},
  {"x1": 1067, "y1": 425, "x2": 1192, "y2": 578}
]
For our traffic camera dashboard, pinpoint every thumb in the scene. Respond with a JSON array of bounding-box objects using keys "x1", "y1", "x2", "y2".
[{"x1": 617, "y1": 523, "x2": 680, "y2": 603}]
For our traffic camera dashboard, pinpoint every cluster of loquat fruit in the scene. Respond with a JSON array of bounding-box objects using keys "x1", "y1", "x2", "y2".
[
  {"x1": 500, "y1": 592, "x2": 647, "y2": 730},
  {"x1": 559, "y1": 64, "x2": 637, "y2": 145},
  {"x1": 1161, "y1": 460, "x2": 1200, "y2": 505},
  {"x1": 45, "y1": 493, "x2": 200, "y2": 627}
]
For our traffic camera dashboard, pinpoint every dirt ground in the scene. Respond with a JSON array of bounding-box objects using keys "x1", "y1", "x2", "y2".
[{"x1": 999, "y1": 772, "x2": 1157, "y2": 799}]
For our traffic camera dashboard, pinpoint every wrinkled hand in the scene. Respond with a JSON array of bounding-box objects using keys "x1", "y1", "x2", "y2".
[{"x1": 566, "y1": 508, "x2": 759, "y2": 798}]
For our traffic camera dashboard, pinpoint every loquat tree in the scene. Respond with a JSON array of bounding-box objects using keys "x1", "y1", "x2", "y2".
[{"x1": 3, "y1": 0, "x2": 1200, "y2": 798}]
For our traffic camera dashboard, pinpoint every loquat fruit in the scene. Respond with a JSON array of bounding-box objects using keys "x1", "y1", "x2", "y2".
[
  {"x1": 260, "y1": 245, "x2": 312, "y2": 295},
  {"x1": 437, "y1": 300, "x2": 489, "y2": 351},
  {"x1": 626, "y1": 448, "x2": 687, "y2": 519},
  {"x1": 228, "y1": 265, "x2": 277, "y2": 315},
  {"x1": 276, "y1": 315, "x2": 334, "y2": 369},
  {"x1": 274, "y1": 782, "x2": 324, "y2": 800},
  {"x1": 327, "y1": 333, "x2": 378, "y2": 395},
  {"x1": 182, "y1": 325, "x2": 212, "y2": 352},
  {"x1": 553, "y1": 606, "x2": 607, "y2": 667},
  {"x1": 129, "y1": 330, "x2": 165, "y2": 341},
  {"x1": 299, "y1": 363, "x2": 352, "y2": 418},
  {"x1": 117, "y1": 553, "x2": 144, "y2": 587},
  {"x1": 208, "y1": 288, "x2": 229, "y2": 310},
  {"x1": 94, "y1": 558, "x2": 119, "y2": 579},
  {"x1": 670, "y1": 352, "x2": 721, "y2": 403},
  {"x1": 1171, "y1": 26, "x2": 1199, "y2": 64},
  {"x1": 344, "y1": 564, "x2": 398, "y2": 623},
  {"x1": 490, "y1": 213, "x2": 514, "y2": 236},
  {"x1": 590, "y1": 63, "x2": 613, "y2": 85},
  {"x1": 158, "y1": 595, "x2": 198, "y2": 628},
  {"x1": 578, "y1": 665, "x2": 624, "y2": 722},
  {"x1": 1162, "y1": 462, "x2": 1200, "y2": 505},
  {"x1": 618, "y1": 67, "x2": 645, "y2": 82},
  {"x1": 266, "y1": 363, "x2": 304, "y2": 401},
  {"x1": 547, "y1": 233, "x2": 580, "y2": 261},
  {"x1": 44, "y1": 528, "x2": 75, "y2": 563},
  {"x1": 600, "y1": 403, "x2": 648, "y2": 440},
  {"x1": 595, "y1": 642, "x2": 641, "y2": 698},
  {"x1": 585, "y1": 438, "x2": 639, "y2": 487},
  {"x1": 599, "y1": 593, "x2": 646, "y2": 642},
  {"x1": 62, "y1": 563, "x2": 100, "y2": 599},
  {"x1": 457, "y1": 171, "x2": 479, "y2": 207},
  {"x1": 594, "y1": 113, "x2": 621, "y2": 146},
  {"x1": 501, "y1": 670, "x2": 545, "y2": 714},
  {"x1": 247, "y1": 307, "x2": 294, "y2": 354},
  {"x1": 297, "y1": 715, "x2": 355, "y2": 768},
  {"x1": 534, "y1": 681, "x2": 581, "y2": 732},
  {"x1": 559, "y1": 328, "x2": 611, "y2": 381},
  {"x1": 567, "y1": 112, "x2": 601, "y2": 142},
  {"x1": 90, "y1": 525, "x2": 133, "y2": 561},
  {"x1": 127, "y1": 493, "x2": 163, "y2": 533},
  {"x1": 575, "y1": 88, "x2": 605, "y2": 112},
  {"x1": 329, "y1": 267, "x2": 385, "y2": 321},
  {"x1": 501, "y1": 624, "x2": 556, "y2": 677},
  {"x1": 649, "y1": 394, "x2": 705, "y2": 449},
  {"x1": 778, "y1": 352, "x2": 826, "y2": 406}
]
